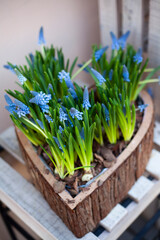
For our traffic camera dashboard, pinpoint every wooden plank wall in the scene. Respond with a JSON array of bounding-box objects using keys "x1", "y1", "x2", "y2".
[
  {"x1": 148, "y1": 0, "x2": 160, "y2": 121},
  {"x1": 98, "y1": 0, "x2": 160, "y2": 119}
]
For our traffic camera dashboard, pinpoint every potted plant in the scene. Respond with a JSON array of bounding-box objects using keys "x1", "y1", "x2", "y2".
[{"x1": 4, "y1": 27, "x2": 159, "y2": 238}]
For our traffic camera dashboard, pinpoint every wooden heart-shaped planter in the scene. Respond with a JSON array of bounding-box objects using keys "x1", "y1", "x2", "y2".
[{"x1": 15, "y1": 90, "x2": 154, "y2": 238}]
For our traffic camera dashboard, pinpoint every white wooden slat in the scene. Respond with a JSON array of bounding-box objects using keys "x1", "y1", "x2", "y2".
[
  {"x1": 122, "y1": 0, "x2": 143, "y2": 49},
  {"x1": 0, "y1": 126, "x2": 24, "y2": 163},
  {"x1": 98, "y1": 179, "x2": 160, "y2": 240},
  {"x1": 128, "y1": 176, "x2": 154, "y2": 202},
  {"x1": 148, "y1": 0, "x2": 160, "y2": 120},
  {"x1": 154, "y1": 121, "x2": 160, "y2": 146},
  {"x1": 100, "y1": 204, "x2": 127, "y2": 232},
  {"x1": 146, "y1": 149, "x2": 160, "y2": 179},
  {"x1": 148, "y1": 0, "x2": 160, "y2": 66},
  {"x1": 98, "y1": 0, "x2": 118, "y2": 47},
  {"x1": 0, "y1": 158, "x2": 99, "y2": 240}
]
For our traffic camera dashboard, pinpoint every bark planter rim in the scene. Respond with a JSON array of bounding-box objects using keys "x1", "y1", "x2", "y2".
[{"x1": 15, "y1": 90, "x2": 154, "y2": 237}]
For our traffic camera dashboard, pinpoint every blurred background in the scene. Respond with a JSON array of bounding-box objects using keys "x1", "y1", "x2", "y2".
[
  {"x1": 1, "y1": 0, "x2": 160, "y2": 133},
  {"x1": 0, "y1": 0, "x2": 100, "y2": 133}
]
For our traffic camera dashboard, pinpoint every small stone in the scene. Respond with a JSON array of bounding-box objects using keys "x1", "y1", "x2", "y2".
[
  {"x1": 82, "y1": 173, "x2": 93, "y2": 182},
  {"x1": 53, "y1": 181, "x2": 66, "y2": 193},
  {"x1": 103, "y1": 161, "x2": 114, "y2": 168},
  {"x1": 97, "y1": 179, "x2": 103, "y2": 187},
  {"x1": 99, "y1": 147, "x2": 117, "y2": 162}
]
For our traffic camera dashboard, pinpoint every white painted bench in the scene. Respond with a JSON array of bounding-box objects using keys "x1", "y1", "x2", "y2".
[{"x1": 0, "y1": 123, "x2": 160, "y2": 240}]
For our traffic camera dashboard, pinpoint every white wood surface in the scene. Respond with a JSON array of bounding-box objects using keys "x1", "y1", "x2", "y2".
[
  {"x1": 0, "y1": 126, "x2": 24, "y2": 163},
  {"x1": 146, "y1": 149, "x2": 160, "y2": 179},
  {"x1": 98, "y1": 179, "x2": 160, "y2": 240},
  {"x1": 128, "y1": 176, "x2": 154, "y2": 202},
  {"x1": 100, "y1": 204, "x2": 127, "y2": 232},
  {"x1": 98, "y1": 0, "x2": 118, "y2": 47},
  {"x1": 0, "y1": 158, "x2": 98, "y2": 240},
  {"x1": 122, "y1": 0, "x2": 143, "y2": 49}
]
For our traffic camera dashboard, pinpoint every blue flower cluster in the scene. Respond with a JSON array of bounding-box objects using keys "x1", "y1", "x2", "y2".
[
  {"x1": 82, "y1": 87, "x2": 91, "y2": 110},
  {"x1": 90, "y1": 68, "x2": 106, "y2": 85},
  {"x1": 70, "y1": 108, "x2": 83, "y2": 120},
  {"x1": 5, "y1": 95, "x2": 30, "y2": 118},
  {"x1": 58, "y1": 70, "x2": 71, "y2": 83},
  {"x1": 110, "y1": 31, "x2": 130, "y2": 50},
  {"x1": 122, "y1": 65, "x2": 130, "y2": 82},
  {"x1": 138, "y1": 104, "x2": 148, "y2": 112},
  {"x1": 29, "y1": 91, "x2": 51, "y2": 113},
  {"x1": 38, "y1": 26, "x2": 46, "y2": 45},
  {"x1": 133, "y1": 48, "x2": 143, "y2": 64}
]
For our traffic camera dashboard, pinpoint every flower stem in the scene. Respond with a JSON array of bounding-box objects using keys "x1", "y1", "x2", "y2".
[
  {"x1": 139, "y1": 78, "x2": 159, "y2": 85},
  {"x1": 41, "y1": 45, "x2": 46, "y2": 59},
  {"x1": 71, "y1": 59, "x2": 92, "y2": 80},
  {"x1": 144, "y1": 68, "x2": 154, "y2": 73}
]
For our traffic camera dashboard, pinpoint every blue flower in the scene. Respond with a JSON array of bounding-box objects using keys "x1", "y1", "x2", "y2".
[
  {"x1": 53, "y1": 136, "x2": 63, "y2": 151},
  {"x1": 102, "y1": 70, "x2": 107, "y2": 78},
  {"x1": 110, "y1": 31, "x2": 130, "y2": 50},
  {"x1": 59, "y1": 108, "x2": 67, "y2": 122},
  {"x1": 36, "y1": 119, "x2": 44, "y2": 129},
  {"x1": 3, "y1": 64, "x2": 16, "y2": 74},
  {"x1": 68, "y1": 88, "x2": 77, "y2": 99},
  {"x1": 102, "y1": 103, "x2": 110, "y2": 123},
  {"x1": 70, "y1": 108, "x2": 83, "y2": 120},
  {"x1": 30, "y1": 91, "x2": 51, "y2": 105},
  {"x1": 82, "y1": 87, "x2": 91, "y2": 110},
  {"x1": 5, "y1": 95, "x2": 16, "y2": 114},
  {"x1": 5, "y1": 95, "x2": 30, "y2": 117},
  {"x1": 138, "y1": 104, "x2": 148, "y2": 112},
  {"x1": 123, "y1": 105, "x2": 126, "y2": 115},
  {"x1": 38, "y1": 26, "x2": 46, "y2": 45},
  {"x1": 90, "y1": 68, "x2": 106, "y2": 85},
  {"x1": 109, "y1": 69, "x2": 113, "y2": 81},
  {"x1": 77, "y1": 64, "x2": 90, "y2": 73},
  {"x1": 45, "y1": 114, "x2": 53, "y2": 123},
  {"x1": 59, "y1": 126, "x2": 64, "y2": 133},
  {"x1": 58, "y1": 70, "x2": 70, "y2": 82},
  {"x1": 110, "y1": 32, "x2": 119, "y2": 50},
  {"x1": 29, "y1": 53, "x2": 34, "y2": 65},
  {"x1": 15, "y1": 69, "x2": 27, "y2": 84},
  {"x1": 133, "y1": 48, "x2": 143, "y2": 64},
  {"x1": 122, "y1": 65, "x2": 130, "y2": 82},
  {"x1": 94, "y1": 45, "x2": 108, "y2": 61},
  {"x1": 58, "y1": 70, "x2": 74, "y2": 90},
  {"x1": 66, "y1": 79, "x2": 74, "y2": 90},
  {"x1": 80, "y1": 127, "x2": 85, "y2": 140},
  {"x1": 47, "y1": 83, "x2": 54, "y2": 94},
  {"x1": 29, "y1": 91, "x2": 51, "y2": 113},
  {"x1": 118, "y1": 31, "x2": 130, "y2": 49}
]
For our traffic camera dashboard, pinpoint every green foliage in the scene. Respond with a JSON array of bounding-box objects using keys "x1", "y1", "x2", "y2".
[{"x1": 4, "y1": 30, "x2": 160, "y2": 181}]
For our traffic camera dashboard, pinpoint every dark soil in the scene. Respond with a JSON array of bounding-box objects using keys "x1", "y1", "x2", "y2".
[{"x1": 37, "y1": 101, "x2": 143, "y2": 197}]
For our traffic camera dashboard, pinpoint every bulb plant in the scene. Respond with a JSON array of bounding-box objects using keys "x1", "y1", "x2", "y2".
[{"x1": 4, "y1": 27, "x2": 160, "y2": 182}]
